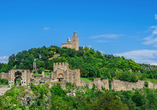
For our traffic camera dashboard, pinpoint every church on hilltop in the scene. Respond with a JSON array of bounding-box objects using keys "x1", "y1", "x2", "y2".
[{"x1": 62, "y1": 30, "x2": 79, "y2": 51}]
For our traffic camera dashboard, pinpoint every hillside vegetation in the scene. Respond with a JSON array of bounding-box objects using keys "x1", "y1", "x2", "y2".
[
  {"x1": 0, "y1": 45, "x2": 157, "y2": 82},
  {"x1": 1, "y1": 82, "x2": 157, "y2": 110}
]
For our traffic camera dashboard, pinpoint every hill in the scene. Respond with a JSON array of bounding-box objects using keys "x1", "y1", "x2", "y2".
[{"x1": 0, "y1": 45, "x2": 157, "y2": 82}]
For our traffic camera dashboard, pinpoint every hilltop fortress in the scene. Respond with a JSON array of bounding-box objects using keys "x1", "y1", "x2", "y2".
[
  {"x1": 62, "y1": 30, "x2": 79, "y2": 51},
  {"x1": 1, "y1": 31, "x2": 157, "y2": 91}
]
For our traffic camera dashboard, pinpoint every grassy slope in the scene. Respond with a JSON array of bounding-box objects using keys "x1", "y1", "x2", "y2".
[
  {"x1": 31, "y1": 72, "x2": 51, "y2": 76},
  {"x1": 49, "y1": 54, "x2": 60, "y2": 60},
  {"x1": 80, "y1": 78, "x2": 92, "y2": 82}
]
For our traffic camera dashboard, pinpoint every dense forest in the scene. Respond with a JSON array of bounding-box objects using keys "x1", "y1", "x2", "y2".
[
  {"x1": 0, "y1": 45, "x2": 157, "y2": 82},
  {"x1": 0, "y1": 82, "x2": 157, "y2": 110}
]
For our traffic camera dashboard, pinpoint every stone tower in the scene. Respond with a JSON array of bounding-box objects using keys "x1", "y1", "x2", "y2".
[{"x1": 72, "y1": 30, "x2": 79, "y2": 51}]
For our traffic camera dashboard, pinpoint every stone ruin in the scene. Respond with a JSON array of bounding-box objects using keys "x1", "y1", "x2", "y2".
[
  {"x1": 0, "y1": 69, "x2": 31, "y2": 86},
  {"x1": 1, "y1": 63, "x2": 157, "y2": 91}
]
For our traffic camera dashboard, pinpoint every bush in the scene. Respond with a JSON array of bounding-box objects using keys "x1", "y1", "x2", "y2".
[
  {"x1": 89, "y1": 77, "x2": 94, "y2": 81},
  {"x1": 37, "y1": 67, "x2": 45, "y2": 74},
  {"x1": 144, "y1": 81, "x2": 149, "y2": 87},
  {"x1": 0, "y1": 78, "x2": 8, "y2": 85},
  {"x1": 33, "y1": 71, "x2": 36, "y2": 74},
  {"x1": 130, "y1": 74, "x2": 138, "y2": 82}
]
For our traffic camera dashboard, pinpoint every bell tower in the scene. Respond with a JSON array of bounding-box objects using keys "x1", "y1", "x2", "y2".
[{"x1": 72, "y1": 30, "x2": 79, "y2": 51}]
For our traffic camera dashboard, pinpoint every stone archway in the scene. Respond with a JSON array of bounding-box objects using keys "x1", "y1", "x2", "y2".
[
  {"x1": 8, "y1": 69, "x2": 31, "y2": 86},
  {"x1": 57, "y1": 73, "x2": 64, "y2": 82},
  {"x1": 14, "y1": 71, "x2": 22, "y2": 86}
]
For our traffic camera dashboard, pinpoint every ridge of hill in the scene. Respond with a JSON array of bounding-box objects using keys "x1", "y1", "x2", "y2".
[{"x1": 0, "y1": 45, "x2": 157, "y2": 82}]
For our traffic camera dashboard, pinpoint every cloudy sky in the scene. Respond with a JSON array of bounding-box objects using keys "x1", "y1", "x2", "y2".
[{"x1": 0, "y1": 0, "x2": 157, "y2": 65}]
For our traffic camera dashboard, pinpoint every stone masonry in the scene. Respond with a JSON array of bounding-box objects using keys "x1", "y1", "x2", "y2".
[
  {"x1": 111, "y1": 79, "x2": 157, "y2": 91},
  {"x1": 0, "y1": 69, "x2": 31, "y2": 85},
  {"x1": 62, "y1": 30, "x2": 79, "y2": 51},
  {"x1": 51, "y1": 62, "x2": 80, "y2": 86}
]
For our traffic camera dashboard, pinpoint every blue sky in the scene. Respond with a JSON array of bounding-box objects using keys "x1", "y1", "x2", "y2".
[{"x1": 0, "y1": 0, "x2": 157, "y2": 65}]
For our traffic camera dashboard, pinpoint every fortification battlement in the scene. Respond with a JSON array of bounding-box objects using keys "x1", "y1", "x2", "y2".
[
  {"x1": 53, "y1": 62, "x2": 69, "y2": 71},
  {"x1": 53, "y1": 62, "x2": 69, "y2": 66}
]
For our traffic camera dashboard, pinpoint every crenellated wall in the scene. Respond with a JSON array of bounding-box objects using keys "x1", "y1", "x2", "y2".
[{"x1": 53, "y1": 62, "x2": 69, "y2": 71}]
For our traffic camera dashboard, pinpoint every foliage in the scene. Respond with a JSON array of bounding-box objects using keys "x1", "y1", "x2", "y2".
[
  {"x1": 0, "y1": 64, "x2": 9, "y2": 73},
  {"x1": 50, "y1": 83, "x2": 66, "y2": 97},
  {"x1": 144, "y1": 81, "x2": 149, "y2": 87},
  {"x1": 6, "y1": 45, "x2": 143, "y2": 81},
  {"x1": 0, "y1": 83, "x2": 157, "y2": 109},
  {"x1": 0, "y1": 78, "x2": 8, "y2": 85},
  {"x1": 37, "y1": 67, "x2": 45, "y2": 74}
]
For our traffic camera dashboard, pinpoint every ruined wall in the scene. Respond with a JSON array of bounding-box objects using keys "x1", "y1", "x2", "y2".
[
  {"x1": 80, "y1": 78, "x2": 109, "y2": 90},
  {"x1": 49, "y1": 82, "x2": 66, "y2": 89},
  {"x1": 111, "y1": 80, "x2": 157, "y2": 91},
  {"x1": 32, "y1": 75, "x2": 43, "y2": 80},
  {"x1": 0, "y1": 72, "x2": 9, "y2": 79},
  {"x1": 32, "y1": 75, "x2": 51, "y2": 82},
  {"x1": 8, "y1": 69, "x2": 30, "y2": 85}
]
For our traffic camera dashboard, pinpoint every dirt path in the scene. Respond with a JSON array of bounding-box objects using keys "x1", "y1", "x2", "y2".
[{"x1": 0, "y1": 88, "x2": 11, "y2": 96}]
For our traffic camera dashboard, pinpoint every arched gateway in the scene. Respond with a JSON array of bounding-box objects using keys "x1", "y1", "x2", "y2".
[{"x1": 8, "y1": 69, "x2": 31, "y2": 85}]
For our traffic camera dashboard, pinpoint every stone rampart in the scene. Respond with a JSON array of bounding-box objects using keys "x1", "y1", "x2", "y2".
[
  {"x1": 80, "y1": 78, "x2": 109, "y2": 90},
  {"x1": 0, "y1": 72, "x2": 9, "y2": 79},
  {"x1": 32, "y1": 75, "x2": 51, "y2": 82},
  {"x1": 49, "y1": 82, "x2": 66, "y2": 89},
  {"x1": 111, "y1": 80, "x2": 157, "y2": 91},
  {"x1": 32, "y1": 75, "x2": 43, "y2": 80}
]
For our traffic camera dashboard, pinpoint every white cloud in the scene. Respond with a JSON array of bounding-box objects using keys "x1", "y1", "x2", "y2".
[
  {"x1": 155, "y1": 14, "x2": 157, "y2": 20},
  {"x1": 90, "y1": 34, "x2": 123, "y2": 39},
  {"x1": 44, "y1": 27, "x2": 50, "y2": 30},
  {"x1": 87, "y1": 45, "x2": 92, "y2": 48},
  {"x1": 115, "y1": 50, "x2": 157, "y2": 65},
  {"x1": 99, "y1": 50, "x2": 105, "y2": 55},
  {"x1": 142, "y1": 26, "x2": 157, "y2": 46},
  {"x1": 96, "y1": 40, "x2": 108, "y2": 42},
  {"x1": 0, "y1": 56, "x2": 8, "y2": 64}
]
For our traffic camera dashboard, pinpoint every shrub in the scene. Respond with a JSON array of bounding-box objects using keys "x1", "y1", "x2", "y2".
[
  {"x1": 0, "y1": 78, "x2": 8, "y2": 85},
  {"x1": 33, "y1": 71, "x2": 36, "y2": 74},
  {"x1": 37, "y1": 67, "x2": 45, "y2": 74},
  {"x1": 130, "y1": 74, "x2": 138, "y2": 82},
  {"x1": 144, "y1": 81, "x2": 149, "y2": 87},
  {"x1": 89, "y1": 77, "x2": 94, "y2": 81}
]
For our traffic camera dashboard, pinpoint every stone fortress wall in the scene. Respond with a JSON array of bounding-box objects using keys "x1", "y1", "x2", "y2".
[
  {"x1": 51, "y1": 62, "x2": 80, "y2": 86},
  {"x1": 111, "y1": 79, "x2": 157, "y2": 91},
  {"x1": 80, "y1": 78, "x2": 109, "y2": 90},
  {"x1": 1, "y1": 67, "x2": 157, "y2": 91},
  {"x1": 0, "y1": 72, "x2": 9, "y2": 79},
  {"x1": 0, "y1": 69, "x2": 31, "y2": 85}
]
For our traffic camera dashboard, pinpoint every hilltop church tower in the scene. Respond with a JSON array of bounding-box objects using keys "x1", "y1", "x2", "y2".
[
  {"x1": 62, "y1": 30, "x2": 79, "y2": 51},
  {"x1": 72, "y1": 30, "x2": 79, "y2": 51}
]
